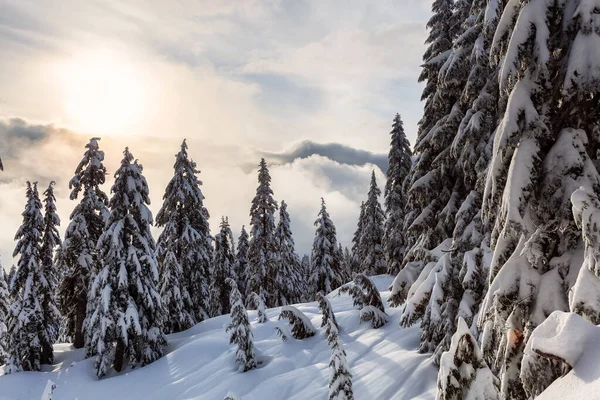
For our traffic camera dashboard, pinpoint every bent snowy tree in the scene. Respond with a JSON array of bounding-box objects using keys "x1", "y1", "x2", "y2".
[{"x1": 278, "y1": 306, "x2": 316, "y2": 340}]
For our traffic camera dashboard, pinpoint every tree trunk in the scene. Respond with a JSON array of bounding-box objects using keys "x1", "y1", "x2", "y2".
[
  {"x1": 73, "y1": 297, "x2": 86, "y2": 349},
  {"x1": 114, "y1": 339, "x2": 125, "y2": 372}
]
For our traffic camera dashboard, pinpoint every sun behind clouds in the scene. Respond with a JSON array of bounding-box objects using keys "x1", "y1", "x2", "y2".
[{"x1": 55, "y1": 50, "x2": 150, "y2": 136}]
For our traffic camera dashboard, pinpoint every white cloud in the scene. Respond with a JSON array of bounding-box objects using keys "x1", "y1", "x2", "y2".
[{"x1": 0, "y1": 0, "x2": 431, "y2": 268}]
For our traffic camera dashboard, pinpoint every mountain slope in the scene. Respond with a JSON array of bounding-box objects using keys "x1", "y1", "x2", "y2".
[{"x1": 0, "y1": 276, "x2": 437, "y2": 400}]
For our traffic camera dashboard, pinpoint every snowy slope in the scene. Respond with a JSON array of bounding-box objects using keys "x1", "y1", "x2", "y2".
[{"x1": 0, "y1": 276, "x2": 438, "y2": 400}]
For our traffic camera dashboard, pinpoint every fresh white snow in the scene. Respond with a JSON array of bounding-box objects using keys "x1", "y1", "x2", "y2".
[
  {"x1": 0, "y1": 276, "x2": 438, "y2": 400},
  {"x1": 532, "y1": 311, "x2": 600, "y2": 400}
]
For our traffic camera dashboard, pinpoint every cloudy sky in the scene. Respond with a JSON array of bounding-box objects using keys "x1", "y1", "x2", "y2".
[{"x1": 0, "y1": 0, "x2": 431, "y2": 267}]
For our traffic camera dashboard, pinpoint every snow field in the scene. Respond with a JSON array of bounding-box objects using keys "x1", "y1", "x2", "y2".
[{"x1": 0, "y1": 275, "x2": 437, "y2": 400}]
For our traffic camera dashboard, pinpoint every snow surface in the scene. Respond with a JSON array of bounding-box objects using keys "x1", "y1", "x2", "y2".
[
  {"x1": 0, "y1": 275, "x2": 438, "y2": 400},
  {"x1": 533, "y1": 311, "x2": 600, "y2": 400}
]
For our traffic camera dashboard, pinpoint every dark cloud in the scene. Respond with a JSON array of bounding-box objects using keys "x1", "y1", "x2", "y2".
[
  {"x1": 0, "y1": 118, "x2": 84, "y2": 184},
  {"x1": 260, "y1": 140, "x2": 388, "y2": 173},
  {"x1": 0, "y1": 118, "x2": 78, "y2": 158}
]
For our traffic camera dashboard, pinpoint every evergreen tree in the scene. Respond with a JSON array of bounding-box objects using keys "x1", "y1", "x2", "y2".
[
  {"x1": 225, "y1": 278, "x2": 258, "y2": 372},
  {"x1": 571, "y1": 188, "x2": 600, "y2": 324},
  {"x1": 248, "y1": 292, "x2": 269, "y2": 323},
  {"x1": 39, "y1": 181, "x2": 61, "y2": 364},
  {"x1": 247, "y1": 159, "x2": 278, "y2": 306},
  {"x1": 327, "y1": 319, "x2": 353, "y2": 400},
  {"x1": 6, "y1": 265, "x2": 16, "y2": 290},
  {"x1": 389, "y1": 0, "x2": 499, "y2": 368},
  {"x1": 6, "y1": 182, "x2": 46, "y2": 372},
  {"x1": 234, "y1": 226, "x2": 250, "y2": 297},
  {"x1": 274, "y1": 200, "x2": 302, "y2": 305},
  {"x1": 350, "y1": 202, "x2": 365, "y2": 273},
  {"x1": 384, "y1": 114, "x2": 412, "y2": 275},
  {"x1": 86, "y1": 148, "x2": 165, "y2": 377},
  {"x1": 316, "y1": 291, "x2": 337, "y2": 331},
  {"x1": 418, "y1": 0, "x2": 454, "y2": 137},
  {"x1": 337, "y1": 243, "x2": 350, "y2": 284},
  {"x1": 340, "y1": 274, "x2": 388, "y2": 329},
  {"x1": 437, "y1": 318, "x2": 498, "y2": 400},
  {"x1": 310, "y1": 199, "x2": 343, "y2": 296},
  {"x1": 402, "y1": 0, "x2": 458, "y2": 255},
  {"x1": 478, "y1": 1, "x2": 600, "y2": 397},
  {"x1": 359, "y1": 172, "x2": 386, "y2": 275},
  {"x1": 300, "y1": 255, "x2": 311, "y2": 301},
  {"x1": 277, "y1": 306, "x2": 316, "y2": 340},
  {"x1": 211, "y1": 217, "x2": 237, "y2": 317},
  {"x1": 0, "y1": 268, "x2": 9, "y2": 364},
  {"x1": 156, "y1": 139, "x2": 213, "y2": 326},
  {"x1": 58, "y1": 138, "x2": 109, "y2": 349}
]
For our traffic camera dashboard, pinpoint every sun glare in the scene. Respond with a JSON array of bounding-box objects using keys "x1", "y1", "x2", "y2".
[{"x1": 56, "y1": 50, "x2": 148, "y2": 135}]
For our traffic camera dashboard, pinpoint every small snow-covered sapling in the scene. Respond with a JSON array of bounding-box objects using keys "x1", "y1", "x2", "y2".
[
  {"x1": 339, "y1": 274, "x2": 388, "y2": 328},
  {"x1": 327, "y1": 319, "x2": 353, "y2": 400},
  {"x1": 277, "y1": 306, "x2": 316, "y2": 340},
  {"x1": 248, "y1": 292, "x2": 269, "y2": 323},
  {"x1": 225, "y1": 278, "x2": 258, "y2": 372},
  {"x1": 316, "y1": 291, "x2": 338, "y2": 333},
  {"x1": 437, "y1": 318, "x2": 499, "y2": 400}
]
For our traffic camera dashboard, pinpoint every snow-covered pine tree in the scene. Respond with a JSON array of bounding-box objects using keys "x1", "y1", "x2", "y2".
[
  {"x1": 339, "y1": 274, "x2": 388, "y2": 329},
  {"x1": 336, "y1": 243, "x2": 350, "y2": 284},
  {"x1": 310, "y1": 199, "x2": 343, "y2": 297},
  {"x1": 225, "y1": 278, "x2": 258, "y2": 372},
  {"x1": 277, "y1": 306, "x2": 316, "y2": 340},
  {"x1": 359, "y1": 172, "x2": 386, "y2": 276},
  {"x1": 274, "y1": 200, "x2": 302, "y2": 305},
  {"x1": 350, "y1": 202, "x2": 365, "y2": 274},
  {"x1": 6, "y1": 265, "x2": 16, "y2": 290},
  {"x1": 234, "y1": 226, "x2": 250, "y2": 298},
  {"x1": 389, "y1": 0, "x2": 503, "y2": 370},
  {"x1": 402, "y1": 0, "x2": 457, "y2": 253},
  {"x1": 327, "y1": 319, "x2": 353, "y2": 400},
  {"x1": 417, "y1": 0, "x2": 454, "y2": 137},
  {"x1": 384, "y1": 114, "x2": 412, "y2": 275},
  {"x1": 0, "y1": 268, "x2": 9, "y2": 364},
  {"x1": 211, "y1": 217, "x2": 237, "y2": 317},
  {"x1": 343, "y1": 247, "x2": 352, "y2": 272},
  {"x1": 478, "y1": 1, "x2": 600, "y2": 397},
  {"x1": 248, "y1": 292, "x2": 268, "y2": 323},
  {"x1": 247, "y1": 158, "x2": 278, "y2": 307},
  {"x1": 58, "y1": 138, "x2": 109, "y2": 349},
  {"x1": 571, "y1": 187, "x2": 600, "y2": 324},
  {"x1": 39, "y1": 181, "x2": 61, "y2": 364},
  {"x1": 410, "y1": 0, "x2": 502, "y2": 365},
  {"x1": 316, "y1": 291, "x2": 337, "y2": 330},
  {"x1": 437, "y1": 318, "x2": 498, "y2": 400},
  {"x1": 396, "y1": 0, "x2": 461, "y2": 293},
  {"x1": 300, "y1": 254, "x2": 311, "y2": 301},
  {"x1": 157, "y1": 242, "x2": 191, "y2": 334},
  {"x1": 6, "y1": 182, "x2": 46, "y2": 372},
  {"x1": 86, "y1": 148, "x2": 166, "y2": 377},
  {"x1": 444, "y1": 0, "x2": 501, "y2": 340},
  {"x1": 156, "y1": 139, "x2": 213, "y2": 327}
]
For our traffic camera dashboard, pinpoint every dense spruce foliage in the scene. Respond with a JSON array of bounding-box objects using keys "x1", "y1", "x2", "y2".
[
  {"x1": 310, "y1": 199, "x2": 344, "y2": 297},
  {"x1": 86, "y1": 149, "x2": 165, "y2": 377},
  {"x1": 247, "y1": 159, "x2": 279, "y2": 307},
  {"x1": 156, "y1": 139, "x2": 213, "y2": 328},
  {"x1": 58, "y1": 138, "x2": 109, "y2": 349}
]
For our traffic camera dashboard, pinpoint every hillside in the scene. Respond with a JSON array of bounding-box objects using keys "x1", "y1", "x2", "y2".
[{"x1": 0, "y1": 276, "x2": 438, "y2": 400}]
